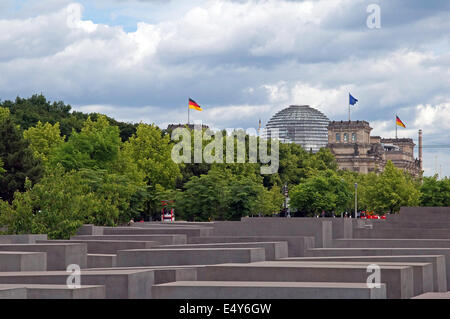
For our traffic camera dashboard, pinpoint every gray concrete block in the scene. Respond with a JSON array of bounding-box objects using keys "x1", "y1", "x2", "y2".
[
  {"x1": 0, "y1": 251, "x2": 47, "y2": 272},
  {"x1": 0, "y1": 284, "x2": 105, "y2": 299},
  {"x1": 153, "y1": 242, "x2": 288, "y2": 260},
  {"x1": 333, "y1": 238, "x2": 450, "y2": 249},
  {"x1": 213, "y1": 219, "x2": 332, "y2": 247},
  {"x1": 133, "y1": 221, "x2": 214, "y2": 227},
  {"x1": 103, "y1": 227, "x2": 213, "y2": 237},
  {"x1": 281, "y1": 255, "x2": 447, "y2": 292},
  {"x1": 152, "y1": 281, "x2": 387, "y2": 299},
  {"x1": 116, "y1": 248, "x2": 266, "y2": 267},
  {"x1": 0, "y1": 244, "x2": 87, "y2": 270},
  {"x1": 197, "y1": 261, "x2": 414, "y2": 299},
  {"x1": 0, "y1": 234, "x2": 47, "y2": 244},
  {"x1": 87, "y1": 254, "x2": 117, "y2": 268},
  {"x1": 354, "y1": 227, "x2": 450, "y2": 239},
  {"x1": 71, "y1": 234, "x2": 187, "y2": 245},
  {"x1": 398, "y1": 207, "x2": 450, "y2": 221},
  {"x1": 0, "y1": 286, "x2": 27, "y2": 299},
  {"x1": 307, "y1": 247, "x2": 450, "y2": 289},
  {"x1": 37, "y1": 239, "x2": 159, "y2": 254},
  {"x1": 0, "y1": 269, "x2": 154, "y2": 299},
  {"x1": 188, "y1": 236, "x2": 314, "y2": 257},
  {"x1": 412, "y1": 292, "x2": 450, "y2": 299},
  {"x1": 76, "y1": 224, "x2": 104, "y2": 236},
  {"x1": 83, "y1": 266, "x2": 197, "y2": 284},
  {"x1": 272, "y1": 260, "x2": 432, "y2": 296}
]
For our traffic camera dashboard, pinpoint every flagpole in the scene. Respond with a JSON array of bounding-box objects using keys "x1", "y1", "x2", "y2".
[
  {"x1": 188, "y1": 103, "x2": 190, "y2": 125},
  {"x1": 349, "y1": 103, "x2": 351, "y2": 121},
  {"x1": 395, "y1": 114, "x2": 397, "y2": 139}
]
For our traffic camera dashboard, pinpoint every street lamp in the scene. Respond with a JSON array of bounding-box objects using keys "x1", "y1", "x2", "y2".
[{"x1": 354, "y1": 183, "x2": 358, "y2": 218}]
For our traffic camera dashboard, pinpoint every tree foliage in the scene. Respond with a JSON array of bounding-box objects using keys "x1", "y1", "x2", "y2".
[
  {"x1": 0, "y1": 117, "x2": 43, "y2": 202},
  {"x1": 420, "y1": 176, "x2": 450, "y2": 207},
  {"x1": 363, "y1": 161, "x2": 420, "y2": 214},
  {"x1": 0, "y1": 166, "x2": 147, "y2": 239},
  {"x1": 23, "y1": 121, "x2": 65, "y2": 163},
  {"x1": 290, "y1": 169, "x2": 352, "y2": 216}
]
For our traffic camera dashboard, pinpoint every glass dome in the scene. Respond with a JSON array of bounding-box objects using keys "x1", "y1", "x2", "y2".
[{"x1": 262, "y1": 105, "x2": 330, "y2": 153}]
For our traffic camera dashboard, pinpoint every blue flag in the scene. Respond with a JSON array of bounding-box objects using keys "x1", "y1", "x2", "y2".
[{"x1": 349, "y1": 93, "x2": 358, "y2": 105}]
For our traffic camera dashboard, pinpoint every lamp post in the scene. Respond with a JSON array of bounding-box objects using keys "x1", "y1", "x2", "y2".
[{"x1": 354, "y1": 183, "x2": 358, "y2": 218}]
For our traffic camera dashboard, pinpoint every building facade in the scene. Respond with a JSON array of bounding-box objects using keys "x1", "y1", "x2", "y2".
[{"x1": 327, "y1": 120, "x2": 422, "y2": 176}]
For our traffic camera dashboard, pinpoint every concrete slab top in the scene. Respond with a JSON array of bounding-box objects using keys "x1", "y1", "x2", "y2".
[
  {"x1": 40, "y1": 240, "x2": 159, "y2": 244},
  {"x1": 203, "y1": 262, "x2": 411, "y2": 270},
  {"x1": 121, "y1": 248, "x2": 265, "y2": 252},
  {"x1": 0, "y1": 269, "x2": 155, "y2": 276},
  {"x1": 155, "y1": 281, "x2": 384, "y2": 288},
  {"x1": 84, "y1": 265, "x2": 204, "y2": 271},
  {"x1": 159, "y1": 241, "x2": 288, "y2": 246},
  {"x1": 270, "y1": 261, "x2": 432, "y2": 267},
  {"x1": 0, "y1": 284, "x2": 104, "y2": 290},
  {"x1": 0, "y1": 243, "x2": 85, "y2": 247},
  {"x1": 282, "y1": 255, "x2": 445, "y2": 260},
  {"x1": 311, "y1": 248, "x2": 450, "y2": 251},
  {"x1": 336, "y1": 239, "x2": 450, "y2": 242},
  {"x1": 0, "y1": 251, "x2": 45, "y2": 255},
  {"x1": 87, "y1": 254, "x2": 116, "y2": 257}
]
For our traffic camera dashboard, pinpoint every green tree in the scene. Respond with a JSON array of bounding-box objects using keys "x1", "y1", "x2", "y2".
[
  {"x1": 49, "y1": 115, "x2": 121, "y2": 171},
  {"x1": 0, "y1": 117, "x2": 43, "y2": 202},
  {"x1": 176, "y1": 167, "x2": 232, "y2": 221},
  {"x1": 0, "y1": 107, "x2": 10, "y2": 123},
  {"x1": 290, "y1": 169, "x2": 352, "y2": 216},
  {"x1": 365, "y1": 161, "x2": 420, "y2": 214},
  {"x1": 420, "y1": 176, "x2": 450, "y2": 206},
  {"x1": 23, "y1": 121, "x2": 65, "y2": 163},
  {"x1": 0, "y1": 158, "x2": 5, "y2": 175},
  {"x1": 0, "y1": 165, "x2": 148, "y2": 239},
  {"x1": 124, "y1": 123, "x2": 181, "y2": 188},
  {"x1": 253, "y1": 185, "x2": 285, "y2": 216}
]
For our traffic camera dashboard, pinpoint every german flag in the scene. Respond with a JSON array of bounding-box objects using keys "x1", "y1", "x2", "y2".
[
  {"x1": 188, "y1": 98, "x2": 203, "y2": 111},
  {"x1": 396, "y1": 115, "x2": 406, "y2": 128}
]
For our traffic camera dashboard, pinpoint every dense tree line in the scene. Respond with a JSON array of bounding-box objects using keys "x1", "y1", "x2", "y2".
[{"x1": 0, "y1": 95, "x2": 447, "y2": 238}]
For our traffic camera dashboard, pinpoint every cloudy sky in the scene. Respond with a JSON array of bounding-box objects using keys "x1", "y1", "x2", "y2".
[{"x1": 1, "y1": 0, "x2": 449, "y2": 176}]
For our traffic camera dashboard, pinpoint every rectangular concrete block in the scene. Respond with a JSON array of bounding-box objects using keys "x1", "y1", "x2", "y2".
[
  {"x1": 76, "y1": 224, "x2": 104, "y2": 236},
  {"x1": 307, "y1": 247, "x2": 450, "y2": 289},
  {"x1": 354, "y1": 228, "x2": 450, "y2": 239},
  {"x1": 0, "y1": 234, "x2": 47, "y2": 244},
  {"x1": 153, "y1": 242, "x2": 288, "y2": 260},
  {"x1": 152, "y1": 281, "x2": 387, "y2": 299},
  {"x1": 103, "y1": 227, "x2": 213, "y2": 237},
  {"x1": 37, "y1": 239, "x2": 159, "y2": 254},
  {"x1": 276, "y1": 260, "x2": 432, "y2": 296},
  {"x1": 188, "y1": 236, "x2": 314, "y2": 257},
  {"x1": 0, "y1": 251, "x2": 47, "y2": 272},
  {"x1": 87, "y1": 254, "x2": 117, "y2": 268},
  {"x1": 0, "y1": 286, "x2": 27, "y2": 299},
  {"x1": 213, "y1": 219, "x2": 332, "y2": 248},
  {"x1": 83, "y1": 266, "x2": 197, "y2": 285},
  {"x1": 334, "y1": 238, "x2": 450, "y2": 249},
  {"x1": 282, "y1": 255, "x2": 447, "y2": 293},
  {"x1": 116, "y1": 248, "x2": 266, "y2": 267},
  {"x1": 197, "y1": 261, "x2": 414, "y2": 299},
  {"x1": 0, "y1": 269, "x2": 154, "y2": 299},
  {"x1": 0, "y1": 244, "x2": 87, "y2": 270},
  {"x1": 0, "y1": 284, "x2": 105, "y2": 299},
  {"x1": 71, "y1": 234, "x2": 187, "y2": 245},
  {"x1": 412, "y1": 292, "x2": 450, "y2": 299}
]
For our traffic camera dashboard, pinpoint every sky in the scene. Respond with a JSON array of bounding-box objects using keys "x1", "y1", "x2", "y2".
[{"x1": 0, "y1": 0, "x2": 449, "y2": 177}]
